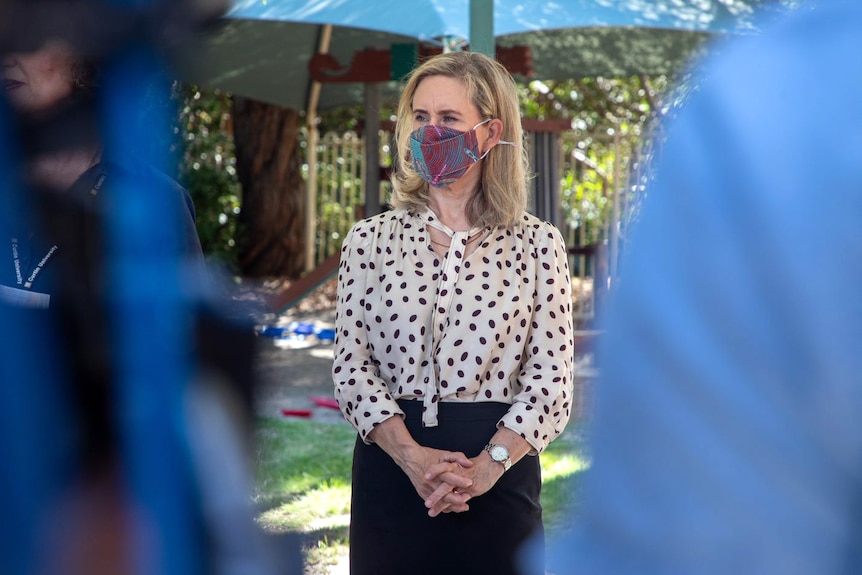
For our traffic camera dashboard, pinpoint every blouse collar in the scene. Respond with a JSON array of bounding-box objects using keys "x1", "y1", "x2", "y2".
[{"x1": 415, "y1": 208, "x2": 485, "y2": 239}]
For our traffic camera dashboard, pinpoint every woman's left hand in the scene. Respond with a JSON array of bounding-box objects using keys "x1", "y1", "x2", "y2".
[
  {"x1": 424, "y1": 428, "x2": 533, "y2": 517},
  {"x1": 423, "y1": 455, "x2": 503, "y2": 517}
]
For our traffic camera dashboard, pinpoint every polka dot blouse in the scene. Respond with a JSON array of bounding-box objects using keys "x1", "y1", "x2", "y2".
[{"x1": 332, "y1": 208, "x2": 574, "y2": 454}]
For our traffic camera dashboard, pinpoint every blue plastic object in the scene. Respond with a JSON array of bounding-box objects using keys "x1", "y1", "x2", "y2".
[
  {"x1": 317, "y1": 328, "x2": 336, "y2": 341},
  {"x1": 258, "y1": 322, "x2": 336, "y2": 342},
  {"x1": 259, "y1": 325, "x2": 288, "y2": 337},
  {"x1": 291, "y1": 322, "x2": 315, "y2": 335}
]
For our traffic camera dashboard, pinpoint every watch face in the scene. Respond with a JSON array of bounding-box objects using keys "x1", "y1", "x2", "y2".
[{"x1": 489, "y1": 445, "x2": 508, "y2": 461}]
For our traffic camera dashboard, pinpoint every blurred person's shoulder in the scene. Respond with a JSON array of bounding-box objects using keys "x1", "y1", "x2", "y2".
[
  {"x1": 102, "y1": 157, "x2": 198, "y2": 219},
  {"x1": 104, "y1": 157, "x2": 188, "y2": 196}
]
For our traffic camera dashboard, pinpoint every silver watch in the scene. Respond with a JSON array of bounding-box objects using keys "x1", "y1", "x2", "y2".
[{"x1": 484, "y1": 443, "x2": 512, "y2": 472}]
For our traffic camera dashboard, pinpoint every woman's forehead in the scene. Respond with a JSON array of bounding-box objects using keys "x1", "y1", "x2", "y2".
[
  {"x1": 412, "y1": 75, "x2": 475, "y2": 113},
  {"x1": 15, "y1": 40, "x2": 77, "y2": 64}
]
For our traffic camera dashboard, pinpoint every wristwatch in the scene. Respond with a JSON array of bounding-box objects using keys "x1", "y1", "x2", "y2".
[{"x1": 484, "y1": 443, "x2": 512, "y2": 472}]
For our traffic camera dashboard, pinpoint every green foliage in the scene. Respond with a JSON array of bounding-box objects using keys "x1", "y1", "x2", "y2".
[
  {"x1": 316, "y1": 104, "x2": 364, "y2": 134},
  {"x1": 519, "y1": 76, "x2": 668, "y2": 133},
  {"x1": 175, "y1": 85, "x2": 241, "y2": 269},
  {"x1": 519, "y1": 76, "x2": 671, "y2": 246},
  {"x1": 316, "y1": 102, "x2": 398, "y2": 134}
]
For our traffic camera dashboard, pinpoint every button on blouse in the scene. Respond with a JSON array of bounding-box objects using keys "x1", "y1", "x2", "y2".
[{"x1": 332, "y1": 208, "x2": 574, "y2": 454}]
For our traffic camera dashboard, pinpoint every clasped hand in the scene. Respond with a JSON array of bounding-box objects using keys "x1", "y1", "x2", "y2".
[{"x1": 400, "y1": 446, "x2": 504, "y2": 517}]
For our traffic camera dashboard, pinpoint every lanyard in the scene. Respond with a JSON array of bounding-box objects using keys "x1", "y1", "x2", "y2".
[
  {"x1": 7, "y1": 165, "x2": 106, "y2": 291},
  {"x1": 11, "y1": 237, "x2": 58, "y2": 290}
]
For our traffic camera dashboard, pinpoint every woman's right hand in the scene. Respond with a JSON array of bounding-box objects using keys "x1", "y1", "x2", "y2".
[
  {"x1": 398, "y1": 445, "x2": 474, "y2": 515},
  {"x1": 368, "y1": 417, "x2": 474, "y2": 515}
]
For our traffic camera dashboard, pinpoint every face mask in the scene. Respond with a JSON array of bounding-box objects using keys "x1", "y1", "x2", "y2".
[{"x1": 409, "y1": 119, "x2": 496, "y2": 187}]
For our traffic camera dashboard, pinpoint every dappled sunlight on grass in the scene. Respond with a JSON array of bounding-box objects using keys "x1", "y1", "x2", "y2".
[
  {"x1": 542, "y1": 450, "x2": 590, "y2": 481},
  {"x1": 253, "y1": 418, "x2": 355, "y2": 510},
  {"x1": 254, "y1": 418, "x2": 355, "y2": 572},
  {"x1": 258, "y1": 482, "x2": 351, "y2": 532},
  {"x1": 541, "y1": 423, "x2": 591, "y2": 531},
  {"x1": 304, "y1": 536, "x2": 350, "y2": 575}
]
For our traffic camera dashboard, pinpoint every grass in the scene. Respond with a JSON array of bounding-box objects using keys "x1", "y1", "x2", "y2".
[
  {"x1": 539, "y1": 424, "x2": 590, "y2": 530},
  {"x1": 254, "y1": 419, "x2": 355, "y2": 573},
  {"x1": 253, "y1": 417, "x2": 590, "y2": 573}
]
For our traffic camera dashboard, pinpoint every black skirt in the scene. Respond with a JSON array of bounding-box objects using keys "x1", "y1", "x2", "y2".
[{"x1": 349, "y1": 399, "x2": 544, "y2": 575}]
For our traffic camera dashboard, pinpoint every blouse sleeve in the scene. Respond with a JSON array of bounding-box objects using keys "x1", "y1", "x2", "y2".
[
  {"x1": 500, "y1": 222, "x2": 575, "y2": 454},
  {"x1": 331, "y1": 219, "x2": 404, "y2": 441}
]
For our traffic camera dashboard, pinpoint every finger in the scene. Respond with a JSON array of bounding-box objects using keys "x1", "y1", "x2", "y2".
[
  {"x1": 437, "y1": 470, "x2": 473, "y2": 490},
  {"x1": 428, "y1": 486, "x2": 471, "y2": 516},
  {"x1": 424, "y1": 482, "x2": 454, "y2": 510},
  {"x1": 426, "y1": 481, "x2": 472, "y2": 516},
  {"x1": 446, "y1": 489, "x2": 472, "y2": 507},
  {"x1": 438, "y1": 492, "x2": 471, "y2": 514},
  {"x1": 424, "y1": 461, "x2": 465, "y2": 481},
  {"x1": 444, "y1": 502, "x2": 470, "y2": 513},
  {"x1": 428, "y1": 495, "x2": 453, "y2": 517},
  {"x1": 425, "y1": 461, "x2": 473, "y2": 487},
  {"x1": 440, "y1": 451, "x2": 473, "y2": 467}
]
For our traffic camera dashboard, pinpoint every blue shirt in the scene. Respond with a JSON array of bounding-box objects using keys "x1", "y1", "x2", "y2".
[
  {"x1": 0, "y1": 159, "x2": 204, "y2": 308},
  {"x1": 543, "y1": 2, "x2": 862, "y2": 573}
]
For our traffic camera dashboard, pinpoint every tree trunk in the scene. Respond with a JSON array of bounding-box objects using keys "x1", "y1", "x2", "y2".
[{"x1": 232, "y1": 96, "x2": 305, "y2": 279}]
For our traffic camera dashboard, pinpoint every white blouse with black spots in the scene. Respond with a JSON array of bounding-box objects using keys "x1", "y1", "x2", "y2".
[{"x1": 332, "y1": 208, "x2": 574, "y2": 454}]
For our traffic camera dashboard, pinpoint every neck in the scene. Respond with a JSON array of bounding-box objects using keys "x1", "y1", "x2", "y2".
[
  {"x1": 427, "y1": 166, "x2": 483, "y2": 231},
  {"x1": 28, "y1": 145, "x2": 102, "y2": 191},
  {"x1": 428, "y1": 190, "x2": 474, "y2": 231}
]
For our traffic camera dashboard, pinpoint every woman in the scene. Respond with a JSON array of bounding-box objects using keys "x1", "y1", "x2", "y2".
[
  {"x1": 1, "y1": 39, "x2": 203, "y2": 308},
  {"x1": 333, "y1": 51, "x2": 575, "y2": 575}
]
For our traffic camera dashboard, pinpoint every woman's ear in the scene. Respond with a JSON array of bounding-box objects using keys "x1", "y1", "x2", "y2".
[{"x1": 482, "y1": 118, "x2": 504, "y2": 151}]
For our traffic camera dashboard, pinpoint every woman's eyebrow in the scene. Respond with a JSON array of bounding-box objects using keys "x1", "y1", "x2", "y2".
[{"x1": 411, "y1": 107, "x2": 462, "y2": 117}]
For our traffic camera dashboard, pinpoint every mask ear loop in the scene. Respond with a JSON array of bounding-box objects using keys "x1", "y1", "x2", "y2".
[
  {"x1": 478, "y1": 139, "x2": 516, "y2": 160},
  {"x1": 473, "y1": 118, "x2": 518, "y2": 158}
]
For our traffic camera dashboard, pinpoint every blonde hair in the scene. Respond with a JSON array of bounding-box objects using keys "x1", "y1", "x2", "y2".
[{"x1": 390, "y1": 51, "x2": 529, "y2": 229}]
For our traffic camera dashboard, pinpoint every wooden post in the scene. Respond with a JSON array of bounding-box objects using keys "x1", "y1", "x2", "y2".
[{"x1": 305, "y1": 24, "x2": 332, "y2": 271}]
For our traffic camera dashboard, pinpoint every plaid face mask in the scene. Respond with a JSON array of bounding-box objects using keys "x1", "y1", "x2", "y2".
[{"x1": 409, "y1": 119, "x2": 492, "y2": 187}]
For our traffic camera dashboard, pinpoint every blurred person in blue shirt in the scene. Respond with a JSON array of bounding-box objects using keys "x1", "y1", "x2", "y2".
[
  {"x1": 0, "y1": 22, "x2": 278, "y2": 575},
  {"x1": 536, "y1": 1, "x2": 862, "y2": 573},
  {"x1": 1, "y1": 39, "x2": 204, "y2": 309}
]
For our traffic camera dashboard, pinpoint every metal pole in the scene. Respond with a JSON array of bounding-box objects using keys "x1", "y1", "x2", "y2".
[
  {"x1": 364, "y1": 83, "x2": 382, "y2": 217},
  {"x1": 469, "y1": 0, "x2": 494, "y2": 56}
]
